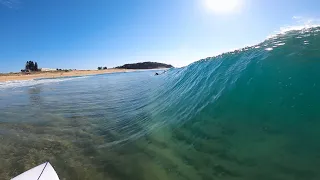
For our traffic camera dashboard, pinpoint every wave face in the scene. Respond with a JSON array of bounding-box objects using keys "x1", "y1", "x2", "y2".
[{"x1": 0, "y1": 27, "x2": 320, "y2": 180}]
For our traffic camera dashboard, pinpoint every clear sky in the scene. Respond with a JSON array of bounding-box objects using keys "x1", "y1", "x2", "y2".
[{"x1": 0, "y1": 0, "x2": 319, "y2": 72}]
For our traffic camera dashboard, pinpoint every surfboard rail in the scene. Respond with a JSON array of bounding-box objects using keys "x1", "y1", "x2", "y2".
[{"x1": 11, "y1": 162, "x2": 60, "y2": 180}]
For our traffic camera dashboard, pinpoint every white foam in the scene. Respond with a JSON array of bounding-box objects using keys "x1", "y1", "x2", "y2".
[
  {"x1": 279, "y1": 24, "x2": 320, "y2": 34},
  {"x1": 0, "y1": 76, "x2": 88, "y2": 90},
  {"x1": 276, "y1": 43, "x2": 286, "y2": 46},
  {"x1": 267, "y1": 17, "x2": 320, "y2": 39}
]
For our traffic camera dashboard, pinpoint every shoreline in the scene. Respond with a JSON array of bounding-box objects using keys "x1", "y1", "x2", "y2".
[{"x1": 0, "y1": 69, "x2": 139, "y2": 82}]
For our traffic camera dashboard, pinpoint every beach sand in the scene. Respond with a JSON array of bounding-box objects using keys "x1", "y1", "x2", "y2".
[{"x1": 0, "y1": 69, "x2": 135, "y2": 82}]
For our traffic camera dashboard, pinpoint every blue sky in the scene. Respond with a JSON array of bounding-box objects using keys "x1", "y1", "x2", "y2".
[{"x1": 0, "y1": 0, "x2": 319, "y2": 72}]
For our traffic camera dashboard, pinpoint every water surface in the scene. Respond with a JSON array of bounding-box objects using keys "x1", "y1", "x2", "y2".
[{"x1": 1, "y1": 27, "x2": 320, "y2": 180}]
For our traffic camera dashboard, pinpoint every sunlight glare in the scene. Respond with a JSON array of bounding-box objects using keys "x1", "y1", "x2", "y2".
[{"x1": 205, "y1": 0, "x2": 241, "y2": 14}]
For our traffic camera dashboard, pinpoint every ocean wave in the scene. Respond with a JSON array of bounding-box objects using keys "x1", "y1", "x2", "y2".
[{"x1": 0, "y1": 26, "x2": 320, "y2": 180}]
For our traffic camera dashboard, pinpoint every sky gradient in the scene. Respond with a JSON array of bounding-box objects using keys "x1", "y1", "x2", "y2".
[{"x1": 0, "y1": 0, "x2": 319, "y2": 72}]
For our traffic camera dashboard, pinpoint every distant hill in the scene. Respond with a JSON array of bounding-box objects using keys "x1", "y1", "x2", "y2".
[{"x1": 115, "y1": 62, "x2": 173, "y2": 69}]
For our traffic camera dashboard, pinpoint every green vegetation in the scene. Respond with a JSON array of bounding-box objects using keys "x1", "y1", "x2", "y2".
[
  {"x1": 24, "y1": 61, "x2": 39, "y2": 72},
  {"x1": 115, "y1": 62, "x2": 173, "y2": 69},
  {"x1": 56, "y1": 68, "x2": 72, "y2": 72},
  {"x1": 97, "y1": 67, "x2": 107, "y2": 70}
]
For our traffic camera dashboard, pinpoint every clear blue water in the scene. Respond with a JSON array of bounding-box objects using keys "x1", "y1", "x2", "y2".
[{"x1": 0, "y1": 27, "x2": 320, "y2": 180}]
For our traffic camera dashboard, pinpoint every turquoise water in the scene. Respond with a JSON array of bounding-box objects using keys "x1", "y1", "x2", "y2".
[{"x1": 0, "y1": 27, "x2": 320, "y2": 180}]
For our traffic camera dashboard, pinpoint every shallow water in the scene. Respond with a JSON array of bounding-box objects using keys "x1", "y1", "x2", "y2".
[{"x1": 1, "y1": 27, "x2": 320, "y2": 180}]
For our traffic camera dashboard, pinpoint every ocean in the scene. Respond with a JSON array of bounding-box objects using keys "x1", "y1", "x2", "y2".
[{"x1": 0, "y1": 26, "x2": 320, "y2": 180}]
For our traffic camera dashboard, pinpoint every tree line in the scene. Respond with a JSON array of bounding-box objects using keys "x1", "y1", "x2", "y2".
[
  {"x1": 97, "y1": 67, "x2": 108, "y2": 70},
  {"x1": 24, "y1": 61, "x2": 39, "y2": 71},
  {"x1": 115, "y1": 62, "x2": 173, "y2": 69}
]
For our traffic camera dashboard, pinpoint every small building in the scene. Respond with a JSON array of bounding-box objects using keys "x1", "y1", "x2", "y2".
[{"x1": 40, "y1": 68, "x2": 57, "y2": 72}]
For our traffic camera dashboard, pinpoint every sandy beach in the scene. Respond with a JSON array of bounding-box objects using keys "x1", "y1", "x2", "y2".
[{"x1": 0, "y1": 69, "x2": 135, "y2": 82}]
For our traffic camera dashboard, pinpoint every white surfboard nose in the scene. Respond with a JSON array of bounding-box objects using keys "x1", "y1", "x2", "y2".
[{"x1": 11, "y1": 162, "x2": 60, "y2": 180}]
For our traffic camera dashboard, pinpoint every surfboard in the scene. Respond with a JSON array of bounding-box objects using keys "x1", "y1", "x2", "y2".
[{"x1": 11, "y1": 162, "x2": 60, "y2": 180}]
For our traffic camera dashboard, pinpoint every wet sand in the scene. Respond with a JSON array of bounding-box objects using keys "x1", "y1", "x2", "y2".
[{"x1": 0, "y1": 69, "x2": 135, "y2": 82}]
